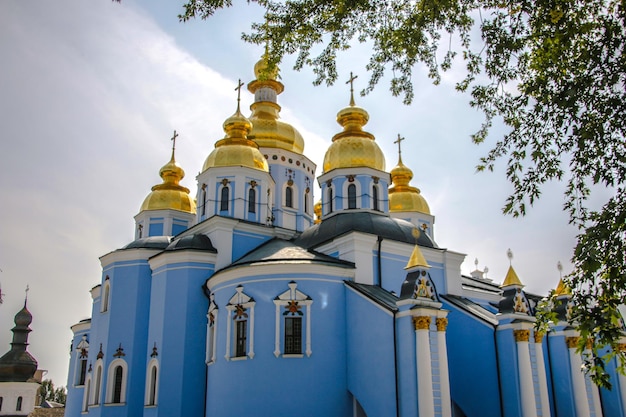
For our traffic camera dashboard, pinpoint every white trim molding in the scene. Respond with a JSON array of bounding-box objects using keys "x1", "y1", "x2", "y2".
[{"x1": 273, "y1": 281, "x2": 313, "y2": 357}]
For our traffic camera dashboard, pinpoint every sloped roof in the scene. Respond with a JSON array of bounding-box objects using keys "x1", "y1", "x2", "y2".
[
  {"x1": 345, "y1": 281, "x2": 399, "y2": 312},
  {"x1": 441, "y1": 294, "x2": 498, "y2": 326},
  {"x1": 296, "y1": 211, "x2": 437, "y2": 249}
]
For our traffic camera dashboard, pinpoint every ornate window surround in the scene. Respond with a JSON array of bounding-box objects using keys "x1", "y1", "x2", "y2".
[
  {"x1": 273, "y1": 282, "x2": 313, "y2": 358},
  {"x1": 144, "y1": 358, "x2": 159, "y2": 407},
  {"x1": 225, "y1": 286, "x2": 256, "y2": 360},
  {"x1": 91, "y1": 359, "x2": 104, "y2": 406},
  {"x1": 101, "y1": 278, "x2": 111, "y2": 313},
  {"x1": 74, "y1": 335, "x2": 89, "y2": 386},
  {"x1": 342, "y1": 177, "x2": 363, "y2": 210},
  {"x1": 105, "y1": 358, "x2": 128, "y2": 405}
]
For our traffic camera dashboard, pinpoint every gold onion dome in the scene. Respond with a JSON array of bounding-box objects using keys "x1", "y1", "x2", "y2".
[
  {"x1": 314, "y1": 200, "x2": 322, "y2": 224},
  {"x1": 322, "y1": 74, "x2": 385, "y2": 173},
  {"x1": 389, "y1": 156, "x2": 430, "y2": 214},
  {"x1": 202, "y1": 86, "x2": 269, "y2": 173},
  {"x1": 246, "y1": 56, "x2": 305, "y2": 154},
  {"x1": 140, "y1": 148, "x2": 196, "y2": 214}
]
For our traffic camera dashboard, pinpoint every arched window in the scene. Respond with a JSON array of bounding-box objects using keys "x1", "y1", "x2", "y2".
[
  {"x1": 248, "y1": 188, "x2": 256, "y2": 213},
  {"x1": 16, "y1": 396, "x2": 22, "y2": 411},
  {"x1": 112, "y1": 366, "x2": 123, "y2": 403},
  {"x1": 285, "y1": 186, "x2": 293, "y2": 208},
  {"x1": 304, "y1": 191, "x2": 309, "y2": 214},
  {"x1": 106, "y1": 359, "x2": 128, "y2": 404},
  {"x1": 348, "y1": 184, "x2": 357, "y2": 209},
  {"x1": 144, "y1": 359, "x2": 159, "y2": 406},
  {"x1": 94, "y1": 363, "x2": 103, "y2": 405},
  {"x1": 83, "y1": 378, "x2": 91, "y2": 411},
  {"x1": 201, "y1": 186, "x2": 207, "y2": 216},
  {"x1": 372, "y1": 185, "x2": 379, "y2": 211},
  {"x1": 328, "y1": 187, "x2": 333, "y2": 213},
  {"x1": 220, "y1": 186, "x2": 229, "y2": 212},
  {"x1": 101, "y1": 280, "x2": 110, "y2": 313}
]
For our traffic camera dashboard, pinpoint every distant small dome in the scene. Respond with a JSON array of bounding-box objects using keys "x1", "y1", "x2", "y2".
[
  {"x1": 140, "y1": 149, "x2": 196, "y2": 214},
  {"x1": 388, "y1": 158, "x2": 430, "y2": 214},
  {"x1": 14, "y1": 306, "x2": 32, "y2": 327},
  {"x1": 323, "y1": 100, "x2": 385, "y2": 173},
  {"x1": 202, "y1": 104, "x2": 269, "y2": 172},
  {"x1": 314, "y1": 200, "x2": 322, "y2": 224},
  {"x1": 247, "y1": 56, "x2": 305, "y2": 154}
]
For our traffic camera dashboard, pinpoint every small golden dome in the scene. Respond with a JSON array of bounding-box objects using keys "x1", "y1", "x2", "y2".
[
  {"x1": 247, "y1": 56, "x2": 305, "y2": 154},
  {"x1": 314, "y1": 200, "x2": 322, "y2": 224},
  {"x1": 202, "y1": 99, "x2": 269, "y2": 173},
  {"x1": 501, "y1": 265, "x2": 524, "y2": 287},
  {"x1": 389, "y1": 158, "x2": 430, "y2": 214},
  {"x1": 322, "y1": 103, "x2": 385, "y2": 173},
  {"x1": 141, "y1": 151, "x2": 196, "y2": 213}
]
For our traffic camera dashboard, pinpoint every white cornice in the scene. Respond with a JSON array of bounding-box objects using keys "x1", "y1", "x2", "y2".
[
  {"x1": 207, "y1": 262, "x2": 354, "y2": 290},
  {"x1": 71, "y1": 320, "x2": 91, "y2": 334},
  {"x1": 100, "y1": 249, "x2": 162, "y2": 268},
  {"x1": 149, "y1": 250, "x2": 217, "y2": 271}
]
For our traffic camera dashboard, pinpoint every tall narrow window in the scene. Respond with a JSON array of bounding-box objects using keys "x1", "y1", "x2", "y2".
[
  {"x1": 148, "y1": 366, "x2": 157, "y2": 405},
  {"x1": 83, "y1": 379, "x2": 90, "y2": 411},
  {"x1": 328, "y1": 188, "x2": 333, "y2": 213},
  {"x1": 235, "y1": 320, "x2": 247, "y2": 357},
  {"x1": 0, "y1": 396, "x2": 3, "y2": 411},
  {"x1": 78, "y1": 359, "x2": 87, "y2": 385},
  {"x1": 285, "y1": 186, "x2": 293, "y2": 208},
  {"x1": 94, "y1": 365, "x2": 102, "y2": 405},
  {"x1": 373, "y1": 185, "x2": 379, "y2": 211},
  {"x1": 304, "y1": 192, "x2": 309, "y2": 214},
  {"x1": 220, "y1": 186, "x2": 229, "y2": 211},
  {"x1": 16, "y1": 397, "x2": 22, "y2": 411},
  {"x1": 248, "y1": 188, "x2": 256, "y2": 213},
  {"x1": 201, "y1": 186, "x2": 207, "y2": 216},
  {"x1": 348, "y1": 184, "x2": 357, "y2": 209},
  {"x1": 101, "y1": 280, "x2": 110, "y2": 313},
  {"x1": 112, "y1": 366, "x2": 123, "y2": 403},
  {"x1": 284, "y1": 317, "x2": 302, "y2": 354}
]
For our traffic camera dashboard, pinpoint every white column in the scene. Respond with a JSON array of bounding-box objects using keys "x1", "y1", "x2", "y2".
[
  {"x1": 567, "y1": 336, "x2": 591, "y2": 417},
  {"x1": 414, "y1": 316, "x2": 435, "y2": 417},
  {"x1": 514, "y1": 329, "x2": 537, "y2": 417},
  {"x1": 436, "y1": 317, "x2": 452, "y2": 417},
  {"x1": 583, "y1": 346, "x2": 603, "y2": 417},
  {"x1": 533, "y1": 333, "x2": 551, "y2": 417}
]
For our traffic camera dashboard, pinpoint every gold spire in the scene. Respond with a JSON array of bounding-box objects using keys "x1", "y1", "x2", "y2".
[
  {"x1": 554, "y1": 279, "x2": 572, "y2": 296},
  {"x1": 314, "y1": 200, "x2": 322, "y2": 224},
  {"x1": 405, "y1": 229, "x2": 431, "y2": 269},
  {"x1": 140, "y1": 131, "x2": 196, "y2": 213},
  {"x1": 501, "y1": 265, "x2": 524, "y2": 287},
  {"x1": 388, "y1": 134, "x2": 431, "y2": 214},
  {"x1": 202, "y1": 79, "x2": 269, "y2": 172},
  {"x1": 246, "y1": 55, "x2": 305, "y2": 154},
  {"x1": 322, "y1": 72, "x2": 386, "y2": 173}
]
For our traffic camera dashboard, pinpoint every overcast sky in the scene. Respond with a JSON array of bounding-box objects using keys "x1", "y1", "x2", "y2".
[{"x1": 0, "y1": 0, "x2": 605, "y2": 386}]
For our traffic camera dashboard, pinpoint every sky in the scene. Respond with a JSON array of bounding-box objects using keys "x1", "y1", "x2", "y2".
[{"x1": 0, "y1": 0, "x2": 606, "y2": 387}]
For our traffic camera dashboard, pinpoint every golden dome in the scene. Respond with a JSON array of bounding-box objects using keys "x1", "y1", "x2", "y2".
[
  {"x1": 323, "y1": 94, "x2": 385, "y2": 173},
  {"x1": 314, "y1": 200, "x2": 322, "y2": 224},
  {"x1": 140, "y1": 150, "x2": 196, "y2": 213},
  {"x1": 202, "y1": 98, "x2": 269, "y2": 173},
  {"x1": 389, "y1": 157, "x2": 430, "y2": 214},
  {"x1": 247, "y1": 56, "x2": 305, "y2": 154}
]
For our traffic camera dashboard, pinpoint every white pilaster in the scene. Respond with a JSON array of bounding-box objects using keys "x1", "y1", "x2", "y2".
[
  {"x1": 567, "y1": 336, "x2": 591, "y2": 417},
  {"x1": 514, "y1": 329, "x2": 538, "y2": 417},
  {"x1": 534, "y1": 333, "x2": 551, "y2": 417},
  {"x1": 583, "y1": 347, "x2": 603, "y2": 417},
  {"x1": 436, "y1": 317, "x2": 452, "y2": 417},
  {"x1": 414, "y1": 316, "x2": 435, "y2": 417}
]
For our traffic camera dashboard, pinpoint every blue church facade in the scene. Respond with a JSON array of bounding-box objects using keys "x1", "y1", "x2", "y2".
[{"x1": 64, "y1": 59, "x2": 626, "y2": 417}]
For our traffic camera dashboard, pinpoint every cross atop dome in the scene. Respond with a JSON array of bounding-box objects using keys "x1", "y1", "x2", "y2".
[{"x1": 346, "y1": 72, "x2": 358, "y2": 106}]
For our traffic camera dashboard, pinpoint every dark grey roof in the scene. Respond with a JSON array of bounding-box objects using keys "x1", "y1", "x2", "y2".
[
  {"x1": 345, "y1": 281, "x2": 399, "y2": 312},
  {"x1": 166, "y1": 233, "x2": 217, "y2": 252},
  {"x1": 461, "y1": 275, "x2": 502, "y2": 295},
  {"x1": 122, "y1": 236, "x2": 172, "y2": 250},
  {"x1": 296, "y1": 211, "x2": 437, "y2": 249},
  {"x1": 227, "y1": 238, "x2": 354, "y2": 270},
  {"x1": 441, "y1": 294, "x2": 498, "y2": 326}
]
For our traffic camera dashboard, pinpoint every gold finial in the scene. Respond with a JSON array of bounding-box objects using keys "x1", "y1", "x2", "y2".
[
  {"x1": 235, "y1": 79, "x2": 245, "y2": 113},
  {"x1": 24, "y1": 284, "x2": 29, "y2": 305},
  {"x1": 406, "y1": 228, "x2": 430, "y2": 270},
  {"x1": 346, "y1": 72, "x2": 358, "y2": 106},
  {"x1": 507, "y1": 248, "x2": 513, "y2": 265},
  {"x1": 394, "y1": 134, "x2": 405, "y2": 162},
  {"x1": 170, "y1": 130, "x2": 179, "y2": 160}
]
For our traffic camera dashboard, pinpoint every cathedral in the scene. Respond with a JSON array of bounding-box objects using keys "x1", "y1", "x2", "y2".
[{"x1": 63, "y1": 57, "x2": 626, "y2": 417}]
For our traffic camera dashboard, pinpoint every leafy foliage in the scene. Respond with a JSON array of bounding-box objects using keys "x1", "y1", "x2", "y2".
[
  {"x1": 180, "y1": 0, "x2": 626, "y2": 386},
  {"x1": 39, "y1": 379, "x2": 67, "y2": 405}
]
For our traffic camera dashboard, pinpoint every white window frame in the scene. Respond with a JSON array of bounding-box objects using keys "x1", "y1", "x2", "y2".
[
  {"x1": 74, "y1": 335, "x2": 89, "y2": 386},
  {"x1": 225, "y1": 286, "x2": 255, "y2": 360},
  {"x1": 91, "y1": 359, "x2": 104, "y2": 406},
  {"x1": 283, "y1": 182, "x2": 299, "y2": 209},
  {"x1": 144, "y1": 358, "x2": 159, "y2": 407},
  {"x1": 82, "y1": 376, "x2": 91, "y2": 412},
  {"x1": 371, "y1": 183, "x2": 381, "y2": 211},
  {"x1": 101, "y1": 279, "x2": 111, "y2": 313},
  {"x1": 342, "y1": 178, "x2": 362, "y2": 210},
  {"x1": 105, "y1": 358, "x2": 128, "y2": 405},
  {"x1": 273, "y1": 282, "x2": 313, "y2": 358},
  {"x1": 206, "y1": 294, "x2": 218, "y2": 364}
]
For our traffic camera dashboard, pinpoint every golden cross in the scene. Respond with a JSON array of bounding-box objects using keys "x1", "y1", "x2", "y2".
[
  {"x1": 171, "y1": 130, "x2": 178, "y2": 152},
  {"x1": 346, "y1": 72, "x2": 358, "y2": 106},
  {"x1": 394, "y1": 134, "x2": 405, "y2": 161},
  {"x1": 235, "y1": 78, "x2": 245, "y2": 112}
]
